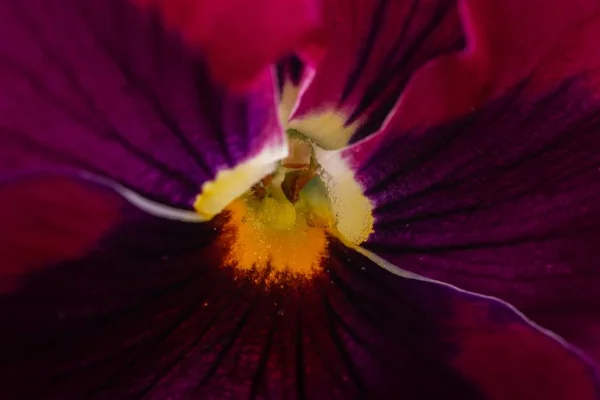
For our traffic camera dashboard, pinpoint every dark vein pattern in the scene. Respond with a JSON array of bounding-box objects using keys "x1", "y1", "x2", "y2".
[
  {"x1": 354, "y1": 76, "x2": 600, "y2": 363},
  {"x1": 292, "y1": 0, "x2": 464, "y2": 145},
  {"x1": 276, "y1": 55, "x2": 306, "y2": 94},
  {"x1": 1, "y1": 181, "x2": 598, "y2": 399},
  {"x1": 0, "y1": 0, "x2": 283, "y2": 208}
]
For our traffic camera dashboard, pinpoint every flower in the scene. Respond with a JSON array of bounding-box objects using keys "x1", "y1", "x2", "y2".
[{"x1": 1, "y1": 0, "x2": 599, "y2": 399}]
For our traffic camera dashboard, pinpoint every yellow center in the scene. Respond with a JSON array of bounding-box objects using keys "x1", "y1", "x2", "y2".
[
  {"x1": 220, "y1": 189, "x2": 332, "y2": 283},
  {"x1": 194, "y1": 133, "x2": 374, "y2": 283}
]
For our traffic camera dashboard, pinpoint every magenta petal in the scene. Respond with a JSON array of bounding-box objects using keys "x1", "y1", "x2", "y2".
[
  {"x1": 291, "y1": 0, "x2": 464, "y2": 143},
  {"x1": 344, "y1": 76, "x2": 600, "y2": 365},
  {"x1": 1, "y1": 185, "x2": 598, "y2": 400},
  {"x1": 0, "y1": 0, "x2": 283, "y2": 207}
]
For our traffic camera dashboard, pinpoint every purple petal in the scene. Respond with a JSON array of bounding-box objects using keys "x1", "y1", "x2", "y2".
[
  {"x1": 341, "y1": 247, "x2": 600, "y2": 400},
  {"x1": 290, "y1": 0, "x2": 464, "y2": 144},
  {"x1": 342, "y1": 76, "x2": 600, "y2": 364},
  {"x1": 1, "y1": 180, "x2": 598, "y2": 398},
  {"x1": 0, "y1": 0, "x2": 284, "y2": 208}
]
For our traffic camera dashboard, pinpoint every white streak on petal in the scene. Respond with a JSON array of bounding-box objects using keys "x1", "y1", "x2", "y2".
[
  {"x1": 354, "y1": 245, "x2": 600, "y2": 370},
  {"x1": 118, "y1": 187, "x2": 205, "y2": 222},
  {"x1": 77, "y1": 171, "x2": 205, "y2": 222}
]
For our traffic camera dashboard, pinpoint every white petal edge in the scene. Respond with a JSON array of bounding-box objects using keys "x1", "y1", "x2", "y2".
[
  {"x1": 77, "y1": 171, "x2": 204, "y2": 222},
  {"x1": 353, "y1": 244, "x2": 600, "y2": 376}
]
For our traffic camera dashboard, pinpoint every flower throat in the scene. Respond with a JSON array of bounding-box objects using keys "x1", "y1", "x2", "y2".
[
  {"x1": 194, "y1": 129, "x2": 373, "y2": 283},
  {"x1": 245, "y1": 132, "x2": 332, "y2": 230},
  {"x1": 217, "y1": 131, "x2": 335, "y2": 283}
]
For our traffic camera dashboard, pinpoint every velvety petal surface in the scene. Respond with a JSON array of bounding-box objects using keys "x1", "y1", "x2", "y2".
[
  {"x1": 133, "y1": 0, "x2": 324, "y2": 88},
  {"x1": 0, "y1": 0, "x2": 284, "y2": 208},
  {"x1": 1, "y1": 177, "x2": 599, "y2": 399},
  {"x1": 288, "y1": 0, "x2": 464, "y2": 146},
  {"x1": 345, "y1": 72, "x2": 600, "y2": 364}
]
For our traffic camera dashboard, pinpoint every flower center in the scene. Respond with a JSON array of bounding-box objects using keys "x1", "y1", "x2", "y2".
[{"x1": 194, "y1": 130, "x2": 373, "y2": 283}]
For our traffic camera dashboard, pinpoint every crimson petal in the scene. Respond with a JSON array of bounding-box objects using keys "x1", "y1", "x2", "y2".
[
  {"x1": 0, "y1": 176, "x2": 122, "y2": 294},
  {"x1": 0, "y1": 0, "x2": 284, "y2": 208},
  {"x1": 133, "y1": 0, "x2": 324, "y2": 88},
  {"x1": 393, "y1": 0, "x2": 600, "y2": 130},
  {"x1": 1, "y1": 178, "x2": 598, "y2": 398}
]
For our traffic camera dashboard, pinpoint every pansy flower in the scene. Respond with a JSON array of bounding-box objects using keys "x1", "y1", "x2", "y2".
[{"x1": 1, "y1": 0, "x2": 600, "y2": 399}]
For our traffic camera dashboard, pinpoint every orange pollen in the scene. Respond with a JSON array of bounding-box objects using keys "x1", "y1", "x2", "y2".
[{"x1": 218, "y1": 198, "x2": 329, "y2": 284}]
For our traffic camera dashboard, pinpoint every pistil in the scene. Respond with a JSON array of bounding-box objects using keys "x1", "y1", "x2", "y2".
[{"x1": 210, "y1": 130, "x2": 373, "y2": 282}]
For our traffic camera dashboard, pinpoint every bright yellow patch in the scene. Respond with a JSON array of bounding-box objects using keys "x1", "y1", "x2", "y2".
[
  {"x1": 278, "y1": 77, "x2": 358, "y2": 150},
  {"x1": 278, "y1": 81, "x2": 301, "y2": 125},
  {"x1": 288, "y1": 110, "x2": 360, "y2": 150},
  {"x1": 314, "y1": 146, "x2": 374, "y2": 244},
  {"x1": 221, "y1": 195, "x2": 331, "y2": 283},
  {"x1": 193, "y1": 146, "x2": 286, "y2": 220},
  {"x1": 193, "y1": 126, "x2": 374, "y2": 284}
]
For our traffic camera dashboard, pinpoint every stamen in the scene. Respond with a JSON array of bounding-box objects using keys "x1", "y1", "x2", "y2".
[
  {"x1": 261, "y1": 174, "x2": 274, "y2": 187},
  {"x1": 251, "y1": 184, "x2": 267, "y2": 199},
  {"x1": 281, "y1": 138, "x2": 312, "y2": 169},
  {"x1": 281, "y1": 167, "x2": 316, "y2": 204}
]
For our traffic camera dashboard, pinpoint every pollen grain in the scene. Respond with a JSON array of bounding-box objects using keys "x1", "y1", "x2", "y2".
[{"x1": 219, "y1": 197, "x2": 328, "y2": 283}]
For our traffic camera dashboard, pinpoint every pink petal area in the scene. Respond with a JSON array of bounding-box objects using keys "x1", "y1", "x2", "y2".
[
  {"x1": 133, "y1": 0, "x2": 325, "y2": 89},
  {"x1": 391, "y1": 0, "x2": 600, "y2": 130},
  {"x1": 289, "y1": 0, "x2": 464, "y2": 146}
]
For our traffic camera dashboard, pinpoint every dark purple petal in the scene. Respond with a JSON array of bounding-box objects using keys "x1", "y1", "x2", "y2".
[
  {"x1": 1, "y1": 179, "x2": 598, "y2": 399},
  {"x1": 290, "y1": 0, "x2": 464, "y2": 145},
  {"x1": 335, "y1": 246, "x2": 600, "y2": 400},
  {"x1": 343, "y1": 76, "x2": 600, "y2": 365},
  {"x1": 0, "y1": 0, "x2": 284, "y2": 208}
]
